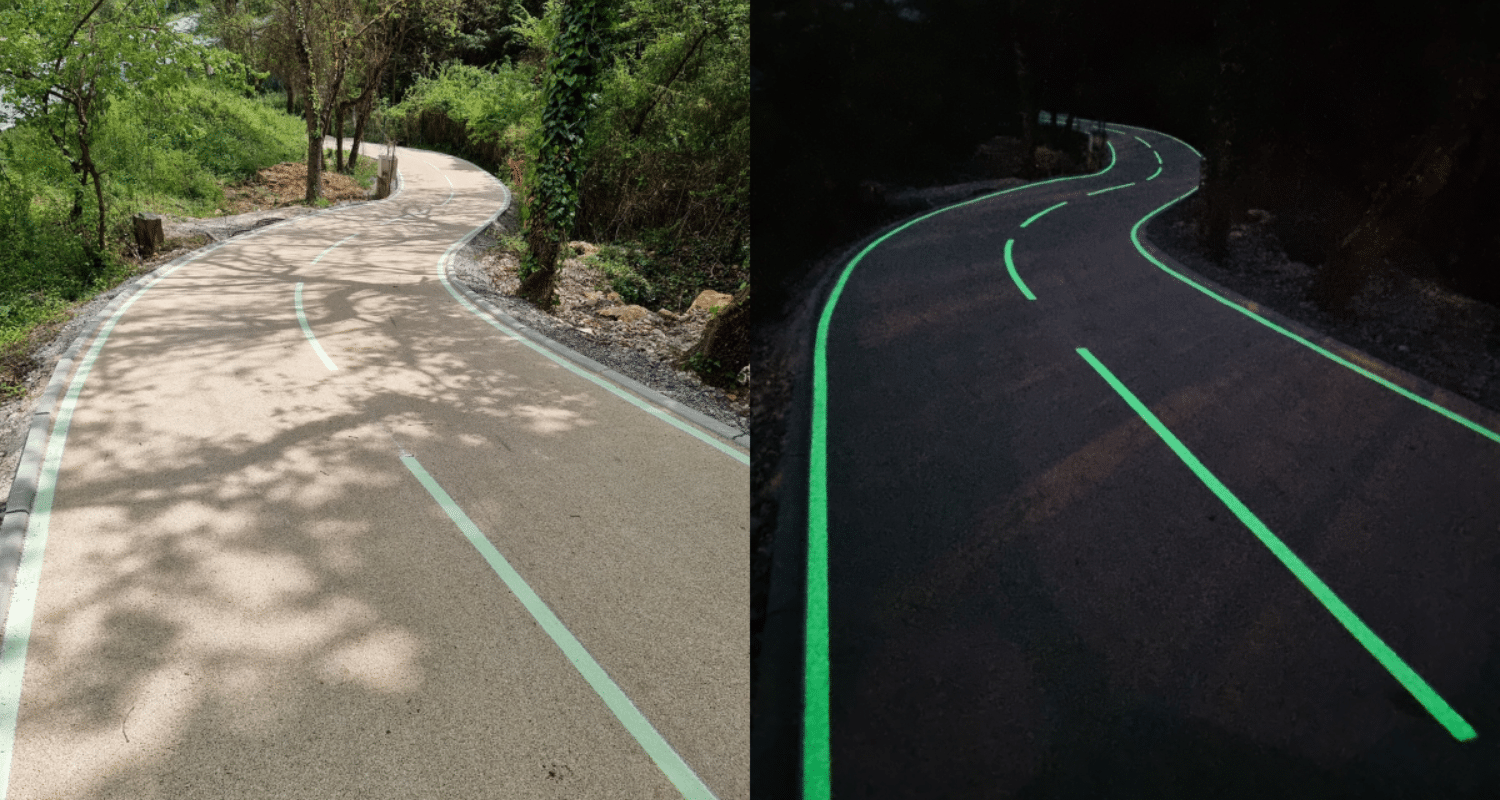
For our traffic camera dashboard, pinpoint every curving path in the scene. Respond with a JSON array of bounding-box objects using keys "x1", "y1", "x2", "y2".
[
  {"x1": 780, "y1": 117, "x2": 1500, "y2": 798},
  {"x1": 0, "y1": 145, "x2": 747, "y2": 799}
]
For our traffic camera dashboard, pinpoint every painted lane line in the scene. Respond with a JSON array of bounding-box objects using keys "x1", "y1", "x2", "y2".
[
  {"x1": 1087, "y1": 182, "x2": 1136, "y2": 197},
  {"x1": 803, "y1": 141, "x2": 1120, "y2": 800},
  {"x1": 416, "y1": 156, "x2": 456, "y2": 206},
  {"x1": 1020, "y1": 201, "x2": 1068, "y2": 229},
  {"x1": 0, "y1": 251, "x2": 204, "y2": 796},
  {"x1": 312, "y1": 232, "x2": 360, "y2": 265},
  {"x1": 294, "y1": 283, "x2": 339, "y2": 371},
  {"x1": 1002, "y1": 239, "x2": 1037, "y2": 301},
  {"x1": 1147, "y1": 166, "x2": 1163, "y2": 182},
  {"x1": 1155, "y1": 150, "x2": 1163, "y2": 164},
  {"x1": 1133, "y1": 134, "x2": 1151, "y2": 148},
  {"x1": 1126, "y1": 187, "x2": 1500, "y2": 445},
  {"x1": 433, "y1": 228, "x2": 749, "y2": 465},
  {"x1": 1075, "y1": 347, "x2": 1476, "y2": 742},
  {"x1": 399, "y1": 455, "x2": 719, "y2": 799}
]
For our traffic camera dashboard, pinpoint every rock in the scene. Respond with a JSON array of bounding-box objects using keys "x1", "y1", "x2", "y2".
[
  {"x1": 607, "y1": 291, "x2": 623, "y2": 304},
  {"x1": 657, "y1": 308, "x2": 680, "y2": 322},
  {"x1": 598, "y1": 305, "x2": 650, "y2": 323},
  {"x1": 689, "y1": 290, "x2": 734, "y2": 314},
  {"x1": 581, "y1": 290, "x2": 605, "y2": 307},
  {"x1": 738, "y1": 364, "x2": 750, "y2": 385},
  {"x1": 569, "y1": 240, "x2": 600, "y2": 258}
]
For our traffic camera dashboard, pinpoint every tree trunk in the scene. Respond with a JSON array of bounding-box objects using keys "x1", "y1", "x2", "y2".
[
  {"x1": 334, "y1": 101, "x2": 347, "y2": 172},
  {"x1": 304, "y1": 90, "x2": 323, "y2": 202},
  {"x1": 1012, "y1": 16, "x2": 1037, "y2": 179},
  {"x1": 679, "y1": 284, "x2": 750, "y2": 389},
  {"x1": 286, "y1": 84, "x2": 295, "y2": 115}
]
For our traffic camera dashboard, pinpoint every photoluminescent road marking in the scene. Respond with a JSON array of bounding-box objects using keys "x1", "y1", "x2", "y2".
[
  {"x1": 1147, "y1": 166, "x2": 1163, "y2": 181},
  {"x1": 1155, "y1": 150, "x2": 1163, "y2": 164},
  {"x1": 294, "y1": 282, "x2": 339, "y2": 371},
  {"x1": 399, "y1": 455, "x2": 720, "y2": 799},
  {"x1": 417, "y1": 156, "x2": 456, "y2": 206},
  {"x1": 804, "y1": 141, "x2": 1120, "y2": 800},
  {"x1": 1003, "y1": 239, "x2": 1036, "y2": 301},
  {"x1": 1020, "y1": 201, "x2": 1068, "y2": 228},
  {"x1": 1075, "y1": 346, "x2": 1477, "y2": 742},
  {"x1": 1125, "y1": 187, "x2": 1500, "y2": 446},
  {"x1": 312, "y1": 232, "x2": 360, "y2": 265},
  {"x1": 1087, "y1": 182, "x2": 1136, "y2": 197}
]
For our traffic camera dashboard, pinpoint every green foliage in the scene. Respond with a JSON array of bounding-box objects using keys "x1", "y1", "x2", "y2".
[
  {"x1": 589, "y1": 244, "x2": 656, "y2": 306},
  {"x1": 386, "y1": 59, "x2": 542, "y2": 167},
  {"x1": 575, "y1": 0, "x2": 748, "y2": 255}
]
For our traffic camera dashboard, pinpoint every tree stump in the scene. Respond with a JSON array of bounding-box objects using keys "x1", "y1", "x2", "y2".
[
  {"x1": 132, "y1": 212, "x2": 164, "y2": 256},
  {"x1": 376, "y1": 155, "x2": 397, "y2": 199}
]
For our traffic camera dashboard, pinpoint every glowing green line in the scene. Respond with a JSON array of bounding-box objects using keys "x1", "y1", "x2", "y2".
[
  {"x1": 1155, "y1": 151, "x2": 1163, "y2": 164},
  {"x1": 1147, "y1": 166, "x2": 1163, "y2": 181},
  {"x1": 1127, "y1": 188, "x2": 1500, "y2": 446},
  {"x1": 400, "y1": 455, "x2": 720, "y2": 797},
  {"x1": 1076, "y1": 347, "x2": 1476, "y2": 742},
  {"x1": 1087, "y1": 182, "x2": 1136, "y2": 197},
  {"x1": 1003, "y1": 239, "x2": 1037, "y2": 301},
  {"x1": 804, "y1": 141, "x2": 1119, "y2": 800},
  {"x1": 1020, "y1": 201, "x2": 1068, "y2": 228},
  {"x1": 1133, "y1": 134, "x2": 1151, "y2": 147}
]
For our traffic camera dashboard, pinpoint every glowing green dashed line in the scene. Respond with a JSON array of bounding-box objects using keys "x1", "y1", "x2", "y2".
[
  {"x1": 1148, "y1": 166, "x2": 1163, "y2": 181},
  {"x1": 804, "y1": 139, "x2": 1120, "y2": 800},
  {"x1": 1155, "y1": 151, "x2": 1163, "y2": 164},
  {"x1": 1076, "y1": 347, "x2": 1476, "y2": 742},
  {"x1": 1003, "y1": 239, "x2": 1036, "y2": 301},
  {"x1": 1020, "y1": 201, "x2": 1068, "y2": 228},
  {"x1": 1087, "y1": 183, "x2": 1136, "y2": 197}
]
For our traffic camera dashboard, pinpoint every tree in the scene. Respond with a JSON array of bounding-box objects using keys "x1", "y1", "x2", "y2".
[
  {"x1": 0, "y1": 0, "x2": 231, "y2": 253},
  {"x1": 516, "y1": 0, "x2": 610, "y2": 308}
]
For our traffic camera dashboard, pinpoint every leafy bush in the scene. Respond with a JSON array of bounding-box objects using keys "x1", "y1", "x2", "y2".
[
  {"x1": 386, "y1": 60, "x2": 542, "y2": 169},
  {"x1": 589, "y1": 244, "x2": 657, "y2": 306}
]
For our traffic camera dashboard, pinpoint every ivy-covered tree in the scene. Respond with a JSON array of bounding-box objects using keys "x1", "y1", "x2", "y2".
[{"x1": 516, "y1": 0, "x2": 610, "y2": 308}]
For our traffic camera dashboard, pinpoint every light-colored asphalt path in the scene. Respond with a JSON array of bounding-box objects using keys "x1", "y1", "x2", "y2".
[{"x1": 0, "y1": 145, "x2": 747, "y2": 799}]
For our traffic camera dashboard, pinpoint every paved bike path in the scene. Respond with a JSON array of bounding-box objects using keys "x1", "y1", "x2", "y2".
[
  {"x1": 0, "y1": 147, "x2": 747, "y2": 799},
  {"x1": 805, "y1": 122, "x2": 1500, "y2": 797}
]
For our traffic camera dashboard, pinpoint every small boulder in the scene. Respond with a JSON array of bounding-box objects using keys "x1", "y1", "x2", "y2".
[
  {"x1": 689, "y1": 290, "x2": 734, "y2": 314},
  {"x1": 598, "y1": 304, "x2": 650, "y2": 323},
  {"x1": 657, "y1": 308, "x2": 680, "y2": 322}
]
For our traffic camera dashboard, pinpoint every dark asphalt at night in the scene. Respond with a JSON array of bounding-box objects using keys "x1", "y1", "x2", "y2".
[{"x1": 794, "y1": 123, "x2": 1500, "y2": 798}]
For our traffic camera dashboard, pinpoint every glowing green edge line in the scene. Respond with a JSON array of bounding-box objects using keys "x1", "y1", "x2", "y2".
[
  {"x1": 1020, "y1": 200, "x2": 1068, "y2": 228},
  {"x1": 1076, "y1": 347, "x2": 1476, "y2": 742},
  {"x1": 1003, "y1": 239, "x2": 1037, "y2": 301},
  {"x1": 1147, "y1": 166, "x2": 1163, "y2": 182},
  {"x1": 1128, "y1": 187, "x2": 1500, "y2": 446},
  {"x1": 1087, "y1": 182, "x2": 1136, "y2": 197},
  {"x1": 803, "y1": 141, "x2": 1119, "y2": 800},
  {"x1": 400, "y1": 455, "x2": 720, "y2": 797}
]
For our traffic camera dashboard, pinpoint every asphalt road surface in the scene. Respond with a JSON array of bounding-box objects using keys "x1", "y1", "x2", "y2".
[
  {"x1": 0, "y1": 146, "x2": 747, "y2": 799},
  {"x1": 786, "y1": 119, "x2": 1500, "y2": 798}
]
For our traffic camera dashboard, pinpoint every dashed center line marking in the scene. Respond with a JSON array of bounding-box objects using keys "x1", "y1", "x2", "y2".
[
  {"x1": 399, "y1": 454, "x2": 719, "y2": 799},
  {"x1": 294, "y1": 282, "x2": 338, "y2": 371},
  {"x1": 1076, "y1": 346, "x2": 1476, "y2": 743}
]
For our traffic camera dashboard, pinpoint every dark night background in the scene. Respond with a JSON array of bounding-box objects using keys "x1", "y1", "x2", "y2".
[{"x1": 752, "y1": 0, "x2": 1500, "y2": 795}]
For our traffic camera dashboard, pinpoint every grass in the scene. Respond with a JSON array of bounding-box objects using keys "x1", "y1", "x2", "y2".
[{"x1": 0, "y1": 75, "x2": 311, "y2": 396}]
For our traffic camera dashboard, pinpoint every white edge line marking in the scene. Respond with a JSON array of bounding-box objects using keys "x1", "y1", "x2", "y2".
[
  {"x1": 400, "y1": 454, "x2": 719, "y2": 799},
  {"x1": 295, "y1": 283, "x2": 339, "y2": 371},
  {"x1": 0, "y1": 167, "x2": 414, "y2": 797},
  {"x1": 433, "y1": 180, "x2": 748, "y2": 465}
]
